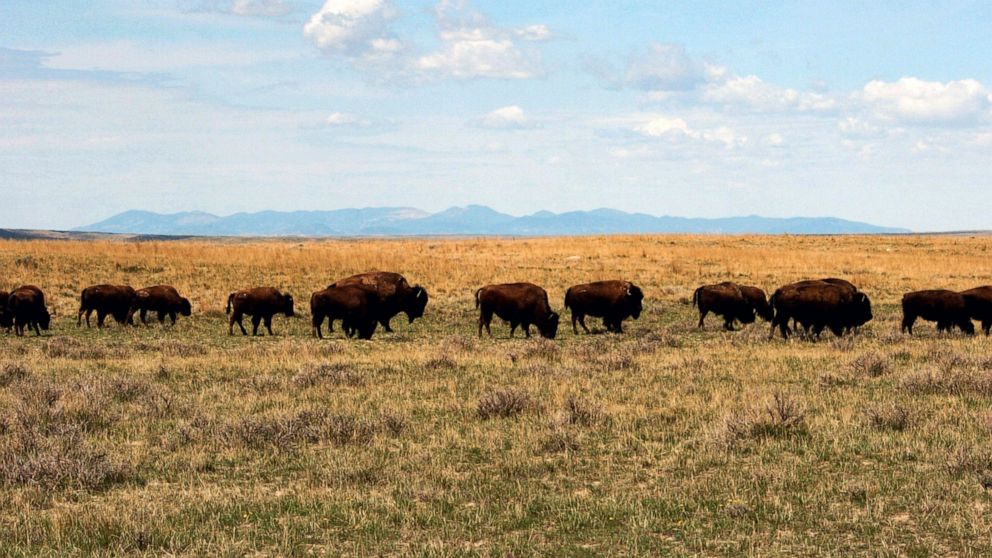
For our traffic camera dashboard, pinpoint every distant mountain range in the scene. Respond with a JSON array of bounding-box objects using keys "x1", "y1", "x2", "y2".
[{"x1": 75, "y1": 206, "x2": 910, "y2": 236}]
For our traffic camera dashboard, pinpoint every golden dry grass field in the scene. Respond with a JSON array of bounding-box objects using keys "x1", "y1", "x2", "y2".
[{"x1": 2, "y1": 234, "x2": 992, "y2": 556}]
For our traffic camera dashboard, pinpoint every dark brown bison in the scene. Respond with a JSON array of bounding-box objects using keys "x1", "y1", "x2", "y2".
[
  {"x1": 962, "y1": 286, "x2": 992, "y2": 335},
  {"x1": 476, "y1": 283, "x2": 559, "y2": 339},
  {"x1": 127, "y1": 285, "x2": 192, "y2": 326},
  {"x1": 8, "y1": 285, "x2": 51, "y2": 337},
  {"x1": 692, "y1": 282, "x2": 771, "y2": 330},
  {"x1": 311, "y1": 285, "x2": 379, "y2": 340},
  {"x1": 901, "y1": 290, "x2": 974, "y2": 335},
  {"x1": 564, "y1": 280, "x2": 643, "y2": 334},
  {"x1": 226, "y1": 287, "x2": 294, "y2": 336},
  {"x1": 0, "y1": 289, "x2": 11, "y2": 331},
  {"x1": 769, "y1": 280, "x2": 872, "y2": 339},
  {"x1": 78, "y1": 284, "x2": 136, "y2": 328},
  {"x1": 328, "y1": 272, "x2": 428, "y2": 333},
  {"x1": 784, "y1": 278, "x2": 864, "y2": 335}
]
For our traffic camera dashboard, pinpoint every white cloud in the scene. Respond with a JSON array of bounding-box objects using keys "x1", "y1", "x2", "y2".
[
  {"x1": 624, "y1": 43, "x2": 708, "y2": 92},
  {"x1": 702, "y1": 74, "x2": 837, "y2": 113},
  {"x1": 633, "y1": 115, "x2": 745, "y2": 147},
  {"x1": 415, "y1": 1, "x2": 544, "y2": 79},
  {"x1": 837, "y1": 116, "x2": 886, "y2": 139},
  {"x1": 515, "y1": 24, "x2": 552, "y2": 42},
  {"x1": 766, "y1": 133, "x2": 784, "y2": 147},
  {"x1": 230, "y1": 0, "x2": 292, "y2": 16},
  {"x1": 476, "y1": 105, "x2": 533, "y2": 129},
  {"x1": 178, "y1": 0, "x2": 294, "y2": 16},
  {"x1": 44, "y1": 40, "x2": 298, "y2": 72},
  {"x1": 303, "y1": 0, "x2": 402, "y2": 63},
  {"x1": 860, "y1": 77, "x2": 991, "y2": 125},
  {"x1": 323, "y1": 112, "x2": 372, "y2": 127}
]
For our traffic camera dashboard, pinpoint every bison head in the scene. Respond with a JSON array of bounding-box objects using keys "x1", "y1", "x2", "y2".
[
  {"x1": 0, "y1": 309, "x2": 10, "y2": 328},
  {"x1": 625, "y1": 284, "x2": 644, "y2": 319},
  {"x1": 849, "y1": 292, "x2": 872, "y2": 328},
  {"x1": 38, "y1": 308, "x2": 51, "y2": 331},
  {"x1": 179, "y1": 297, "x2": 192, "y2": 317},
  {"x1": 405, "y1": 286, "x2": 429, "y2": 323},
  {"x1": 537, "y1": 310, "x2": 560, "y2": 339},
  {"x1": 283, "y1": 294, "x2": 295, "y2": 317}
]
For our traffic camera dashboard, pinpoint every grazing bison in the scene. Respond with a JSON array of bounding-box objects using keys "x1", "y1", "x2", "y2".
[
  {"x1": 226, "y1": 287, "x2": 294, "y2": 336},
  {"x1": 311, "y1": 285, "x2": 379, "y2": 340},
  {"x1": 8, "y1": 285, "x2": 51, "y2": 337},
  {"x1": 769, "y1": 280, "x2": 872, "y2": 339},
  {"x1": 785, "y1": 278, "x2": 864, "y2": 334},
  {"x1": 901, "y1": 290, "x2": 974, "y2": 335},
  {"x1": 127, "y1": 285, "x2": 192, "y2": 326},
  {"x1": 78, "y1": 284, "x2": 136, "y2": 328},
  {"x1": 693, "y1": 282, "x2": 771, "y2": 330},
  {"x1": 564, "y1": 280, "x2": 643, "y2": 334},
  {"x1": 0, "y1": 290, "x2": 10, "y2": 331},
  {"x1": 476, "y1": 283, "x2": 560, "y2": 339},
  {"x1": 962, "y1": 286, "x2": 992, "y2": 335},
  {"x1": 328, "y1": 272, "x2": 428, "y2": 333}
]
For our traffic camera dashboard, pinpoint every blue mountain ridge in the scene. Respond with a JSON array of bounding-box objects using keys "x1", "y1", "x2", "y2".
[{"x1": 76, "y1": 205, "x2": 910, "y2": 236}]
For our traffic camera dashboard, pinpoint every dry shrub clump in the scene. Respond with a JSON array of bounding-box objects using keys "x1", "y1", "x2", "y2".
[
  {"x1": 865, "y1": 404, "x2": 911, "y2": 431},
  {"x1": 423, "y1": 352, "x2": 458, "y2": 371},
  {"x1": 851, "y1": 352, "x2": 891, "y2": 377},
  {"x1": 562, "y1": 395, "x2": 603, "y2": 427},
  {"x1": 293, "y1": 362, "x2": 364, "y2": 388},
  {"x1": 477, "y1": 387, "x2": 534, "y2": 419},
  {"x1": 900, "y1": 369, "x2": 992, "y2": 396},
  {"x1": 222, "y1": 409, "x2": 377, "y2": 452},
  {"x1": 716, "y1": 392, "x2": 807, "y2": 448},
  {"x1": 0, "y1": 378, "x2": 130, "y2": 490},
  {"x1": 44, "y1": 337, "x2": 108, "y2": 360},
  {"x1": 0, "y1": 362, "x2": 30, "y2": 387},
  {"x1": 539, "y1": 425, "x2": 580, "y2": 454}
]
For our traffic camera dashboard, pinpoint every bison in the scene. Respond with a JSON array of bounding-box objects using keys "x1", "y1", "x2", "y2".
[
  {"x1": 127, "y1": 285, "x2": 192, "y2": 326},
  {"x1": 311, "y1": 285, "x2": 379, "y2": 340},
  {"x1": 784, "y1": 278, "x2": 865, "y2": 335},
  {"x1": 7, "y1": 285, "x2": 51, "y2": 337},
  {"x1": 328, "y1": 272, "x2": 428, "y2": 333},
  {"x1": 476, "y1": 283, "x2": 560, "y2": 339},
  {"x1": 564, "y1": 280, "x2": 642, "y2": 334},
  {"x1": 0, "y1": 290, "x2": 10, "y2": 332},
  {"x1": 226, "y1": 287, "x2": 294, "y2": 336},
  {"x1": 901, "y1": 289, "x2": 974, "y2": 335},
  {"x1": 769, "y1": 280, "x2": 872, "y2": 339},
  {"x1": 962, "y1": 286, "x2": 992, "y2": 335},
  {"x1": 78, "y1": 284, "x2": 136, "y2": 328},
  {"x1": 692, "y1": 282, "x2": 771, "y2": 330}
]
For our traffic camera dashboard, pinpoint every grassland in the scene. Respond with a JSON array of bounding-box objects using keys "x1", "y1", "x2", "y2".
[{"x1": 2, "y1": 234, "x2": 992, "y2": 556}]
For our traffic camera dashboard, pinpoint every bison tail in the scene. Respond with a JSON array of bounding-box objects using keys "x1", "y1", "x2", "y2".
[
  {"x1": 691, "y1": 287, "x2": 702, "y2": 307},
  {"x1": 474, "y1": 288, "x2": 483, "y2": 309},
  {"x1": 225, "y1": 292, "x2": 234, "y2": 314},
  {"x1": 563, "y1": 287, "x2": 573, "y2": 310}
]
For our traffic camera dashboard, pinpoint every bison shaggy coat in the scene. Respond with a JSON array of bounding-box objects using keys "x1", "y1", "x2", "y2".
[
  {"x1": 78, "y1": 284, "x2": 135, "y2": 328},
  {"x1": 769, "y1": 280, "x2": 872, "y2": 339},
  {"x1": 127, "y1": 285, "x2": 192, "y2": 326},
  {"x1": 962, "y1": 286, "x2": 992, "y2": 335},
  {"x1": 226, "y1": 287, "x2": 294, "y2": 336},
  {"x1": 564, "y1": 280, "x2": 643, "y2": 334},
  {"x1": 328, "y1": 272, "x2": 428, "y2": 333},
  {"x1": 8, "y1": 285, "x2": 51, "y2": 337},
  {"x1": 692, "y1": 282, "x2": 768, "y2": 331},
  {"x1": 901, "y1": 289, "x2": 975, "y2": 335},
  {"x1": 311, "y1": 285, "x2": 379, "y2": 340},
  {"x1": 476, "y1": 283, "x2": 560, "y2": 339},
  {"x1": 0, "y1": 290, "x2": 11, "y2": 331}
]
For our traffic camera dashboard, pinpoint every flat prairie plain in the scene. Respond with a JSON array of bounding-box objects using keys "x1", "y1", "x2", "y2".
[{"x1": 2, "y1": 235, "x2": 992, "y2": 556}]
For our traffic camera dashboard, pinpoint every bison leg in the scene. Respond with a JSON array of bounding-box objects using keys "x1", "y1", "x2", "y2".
[
  {"x1": 138, "y1": 309, "x2": 148, "y2": 325},
  {"x1": 251, "y1": 315, "x2": 262, "y2": 336},
  {"x1": 723, "y1": 316, "x2": 735, "y2": 331},
  {"x1": 522, "y1": 323, "x2": 532, "y2": 338},
  {"x1": 576, "y1": 314, "x2": 591, "y2": 334},
  {"x1": 614, "y1": 318, "x2": 624, "y2": 334},
  {"x1": 96, "y1": 311, "x2": 107, "y2": 328},
  {"x1": 960, "y1": 319, "x2": 976, "y2": 335},
  {"x1": 901, "y1": 313, "x2": 915, "y2": 335},
  {"x1": 571, "y1": 313, "x2": 579, "y2": 335},
  {"x1": 264, "y1": 315, "x2": 274, "y2": 336},
  {"x1": 983, "y1": 320, "x2": 991, "y2": 336},
  {"x1": 380, "y1": 317, "x2": 393, "y2": 333},
  {"x1": 33, "y1": 320, "x2": 41, "y2": 336},
  {"x1": 697, "y1": 309, "x2": 708, "y2": 329},
  {"x1": 478, "y1": 309, "x2": 493, "y2": 338}
]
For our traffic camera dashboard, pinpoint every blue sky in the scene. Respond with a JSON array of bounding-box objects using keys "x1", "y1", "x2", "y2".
[{"x1": 1, "y1": 1, "x2": 990, "y2": 231}]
